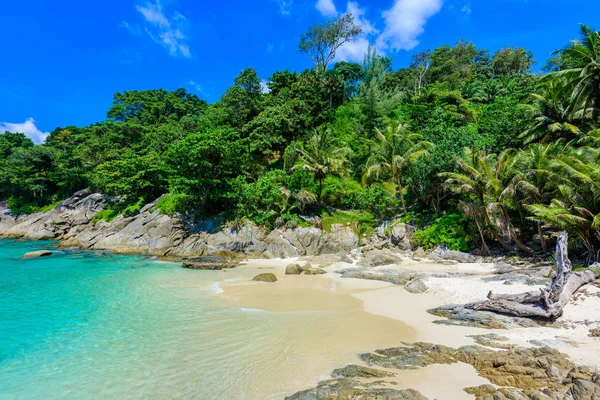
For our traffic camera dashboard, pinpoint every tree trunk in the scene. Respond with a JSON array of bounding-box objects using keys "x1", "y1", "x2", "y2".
[
  {"x1": 318, "y1": 178, "x2": 323, "y2": 204},
  {"x1": 466, "y1": 231, "x2": 596, "y2": 319},
  {"x1": 537, "y1": 221, "x2": 548, "y2": 253},
  {"x1": 398, "y1": 179, "x2": 407, "y2": 216},
  {"x1": 500, "y1": 205, "x2": 534, "y2": 254},
  {"x1": 481, "y1": 200, "x2": 512, "y2": 251},
  {"x1": 475, "y1": 220, "x2": 490, "y2": 256}
]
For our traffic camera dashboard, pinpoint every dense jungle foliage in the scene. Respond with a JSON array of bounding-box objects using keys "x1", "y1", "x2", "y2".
[{"x1": 2, "y1": 17, "x2": 600, "y2": 263}]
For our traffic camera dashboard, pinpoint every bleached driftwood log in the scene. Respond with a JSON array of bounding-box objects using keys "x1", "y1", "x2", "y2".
[{"x1": 467, "y1": 231, "x2": 596, "y2": 319}]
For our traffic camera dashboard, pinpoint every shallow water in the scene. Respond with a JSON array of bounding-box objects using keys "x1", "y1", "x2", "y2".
[{"x1": 0, "y1": 240, "x2": 413, "y2": 399}]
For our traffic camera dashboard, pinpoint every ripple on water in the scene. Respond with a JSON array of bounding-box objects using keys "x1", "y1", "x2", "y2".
[{"x1": 0, "y1": 239, "x2": 414, "y2": 399}]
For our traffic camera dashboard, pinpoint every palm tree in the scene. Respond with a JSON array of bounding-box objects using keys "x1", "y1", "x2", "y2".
[
  {"x1": 289, "y1": 129, "x2": 351, "y2": 203},
  {"x1": 363, "y1": 122, "x2": 433, "y2": 215},
  {"x1": 510, "y1": 143, "x2": 564, "y2": 252},
  {"x1": 520, "y1": 78, "x2": 583, "y2": 144},
  {"x1": 550, "y1": 24, "x2": 600, "y2": 122},
  {"x1": 528, "y1": 145, "x2": 600, "y2": 264},
  {"x1": 442, "y1": 148, "x2": 534, "y2": 254}
]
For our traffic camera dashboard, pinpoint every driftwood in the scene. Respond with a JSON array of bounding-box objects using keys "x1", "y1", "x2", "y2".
[{"x1": 467, "y1": 231, "x2": 596, "y2": 319}]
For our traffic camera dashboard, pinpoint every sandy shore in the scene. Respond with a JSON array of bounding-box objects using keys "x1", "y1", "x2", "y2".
[{"x1": 216, "y1": 256, "x2": 600, "y2": 399}]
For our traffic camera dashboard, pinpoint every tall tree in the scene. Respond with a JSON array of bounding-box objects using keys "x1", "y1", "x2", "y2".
[{"x1": 298, "y1": 14, "x2": 362, "y2": 73}]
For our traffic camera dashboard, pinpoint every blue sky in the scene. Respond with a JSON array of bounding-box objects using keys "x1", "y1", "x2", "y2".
[{"x1": 1, "y1": 0, "x2": 598, "y2": 143}]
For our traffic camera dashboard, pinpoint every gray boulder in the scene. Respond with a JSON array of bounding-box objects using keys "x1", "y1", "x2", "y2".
[
  {"x1": 21, "y1": 250, "x2": 53, "y2": 259},
  {"x1": 390, "y1": 223, "x2": 414, "y2": 251},
  {"x1": 429, "y1": 245, "x2": 477, "y2": 263},
  {"x1": 405, "y1": 278, "x2": 428, "y2": 294}
]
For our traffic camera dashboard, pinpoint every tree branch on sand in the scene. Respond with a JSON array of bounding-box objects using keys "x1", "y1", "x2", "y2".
[{"x1": 466, "y1": 231, "x2": 596, "y2": 319}]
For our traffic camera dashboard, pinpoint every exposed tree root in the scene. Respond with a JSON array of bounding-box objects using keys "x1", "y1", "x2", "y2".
[{"x1": 467, "y1": 231, "x2": 596, "y2": 319}]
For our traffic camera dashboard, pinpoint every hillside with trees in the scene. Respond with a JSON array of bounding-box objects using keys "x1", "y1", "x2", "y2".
[{"x1": 1, "y1": 17, "x2": 599, "y2": 264}]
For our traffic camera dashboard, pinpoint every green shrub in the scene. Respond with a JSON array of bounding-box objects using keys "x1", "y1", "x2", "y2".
[
  {"x1": 321, "y1": 210, "x2": 376, "y2": 236},
  {"x1": 154, "y1": 194, "x2": 189, "y2": 215},
  {"x1": 412, "y1": 213, "x2": 473, "y2": 251},
  {"x1": 92, "y1": 209, "x2": 120, "y2": 224}
]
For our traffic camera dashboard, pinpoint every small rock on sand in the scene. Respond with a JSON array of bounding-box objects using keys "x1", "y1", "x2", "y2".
[
  {"x1": 405, "y1": 278, "x2": 428, "y2": 294},
  {"x1": 21, "y1": 250, "x2": 52, "y2": 259},
  {"x1": 252, "y1": 273, "x2": 277, "y2": 283},
  {"x1": 285, "y1": 263, "x2": 302, "y2": 275}
]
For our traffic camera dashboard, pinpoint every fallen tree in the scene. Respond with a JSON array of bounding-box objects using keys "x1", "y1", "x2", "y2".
[{"x1": 467, "y1": 231, "x2": 596, "y2": 319}]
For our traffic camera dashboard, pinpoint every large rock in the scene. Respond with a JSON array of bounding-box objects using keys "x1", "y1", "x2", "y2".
[
  {"x1": 285, "y1": 263, "x2": 303, "y2": 275},
  {"x1": 182, "y1": 256, "x2": 237, "y2": 270},
  {"x1": 428, "y1": 245, "x2": 477, "y2": 263},
  {"x1": 390, "y1": 223, "x2": 414, "y2": 251},
  {"x1": 252, "y1": 273, "x2": 277, "y2": 283},
  {"x1": 358, "y1": 250, "x2": 403, "y2": 267},
  {"x1": 21, "y1": 250, "x2": 53, "y2": 259},
  {"x1": 338, "y1": 268, "x2": 417, "y2": 286}
]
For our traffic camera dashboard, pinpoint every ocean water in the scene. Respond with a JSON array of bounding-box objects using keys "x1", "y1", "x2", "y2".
[{"x1": 0, "y1": 240, "x2": 410, "y2": 399}]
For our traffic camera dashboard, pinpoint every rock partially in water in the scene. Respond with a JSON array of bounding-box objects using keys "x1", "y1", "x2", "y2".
[
  {"x1": 285, "y1": 381, "x2": 428, "y2": 400},
  {"x1": 252, "y1": 273, "x2": 277, "y2": 283},
  {"x1": 331, "y1": 365, "x2": 396, "y2": 379},
  {"x1": 405, "y1": 278, "x2": 428, "y2": 294},
  {"x1": 182, "y1": 256, "x2": 238, "y2": 270},
  {"x1": 21, "y1": 250, "x2": 53, "y2": 259},
  {"x1": 285, "y1": 263, "x2": 303, "y2": 275}
]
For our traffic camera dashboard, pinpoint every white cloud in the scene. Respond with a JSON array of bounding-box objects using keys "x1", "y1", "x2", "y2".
[
  {"x1": 0, "y1": 118, "x2": 49, "y2": 144},
  {"x1": 333, "y1": 1, "x2": 378, "y2": 63},
  {"x1": 346, "y1": 1, "x2": 377, "y2": 35},
  {"x1": 316, "y1": 0, "x2": 338, "y2": 17},
  {"x1": 188, "y1": 81, "x2": 209, "y2": 98},
  {"x1": 273, "y1": 0, "x2": 293, "y2": 16},
  {"x1": 461, "y1": 5, "x2": 471, "y2": 15},
  {"x1": 376, "y1": 0, "x2": 443, "y2": 51},
  {"x1": 120, "y1": 21, "x2": 141, "y2": 35},
  {"x1": 260, "y1": 79, "x2": 271, "y2": 94},
  {"x1": 334, "y1": 36, "x2": 371, "y2": 62},
  {"x1": 135, "y1": 0, "x2": 191, "y2": 57}
]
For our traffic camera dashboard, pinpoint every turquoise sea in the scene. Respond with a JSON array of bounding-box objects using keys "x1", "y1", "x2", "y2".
[{"x1": 0, "y1": 239, "x2": 410, "y2": 399}]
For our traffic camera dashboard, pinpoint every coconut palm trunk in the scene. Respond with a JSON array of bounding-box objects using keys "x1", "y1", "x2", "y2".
[{"x1": 397, "y1": 178, "x2": 407, "y2": 216}]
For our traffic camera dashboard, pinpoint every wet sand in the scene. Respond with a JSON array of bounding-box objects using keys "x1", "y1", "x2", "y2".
[{"x1": 218, "y1": 259, "x2": 497, "y2": 399}]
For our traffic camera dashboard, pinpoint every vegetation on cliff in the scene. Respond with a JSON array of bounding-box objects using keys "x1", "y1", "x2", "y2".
[{"x1": 1, "y1": 17, "x2": 599, "y2": 262}]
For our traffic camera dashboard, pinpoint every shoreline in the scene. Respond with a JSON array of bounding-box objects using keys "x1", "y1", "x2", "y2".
[{"x1": 3, "y1": 232, "x2": 600, "y2": 398}]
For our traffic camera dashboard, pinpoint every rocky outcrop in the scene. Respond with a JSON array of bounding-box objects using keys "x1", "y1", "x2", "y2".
[
  {"x1": 252, "y1": 273, "x2": 277, "y2": 283},
  {"x1": 21, "y1": 250, "x2": 53, "y2": 259},
  {"x1": 428, "y1": 304, "x2": 556, "y2": 329},
  {"x1": 290, "y1": 342, "x2": 600, "y2": 399},
  {"x1": 0, "y1": 191, "x2": 361, "y2": 260},
  {"x1": 181, "y1": 256, "x2": 238, "y2": 270}
]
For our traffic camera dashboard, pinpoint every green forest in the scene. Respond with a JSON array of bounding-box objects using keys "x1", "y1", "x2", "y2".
[{"x1": 1, "y1": 16, "x2": 599, "y2": 263}]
